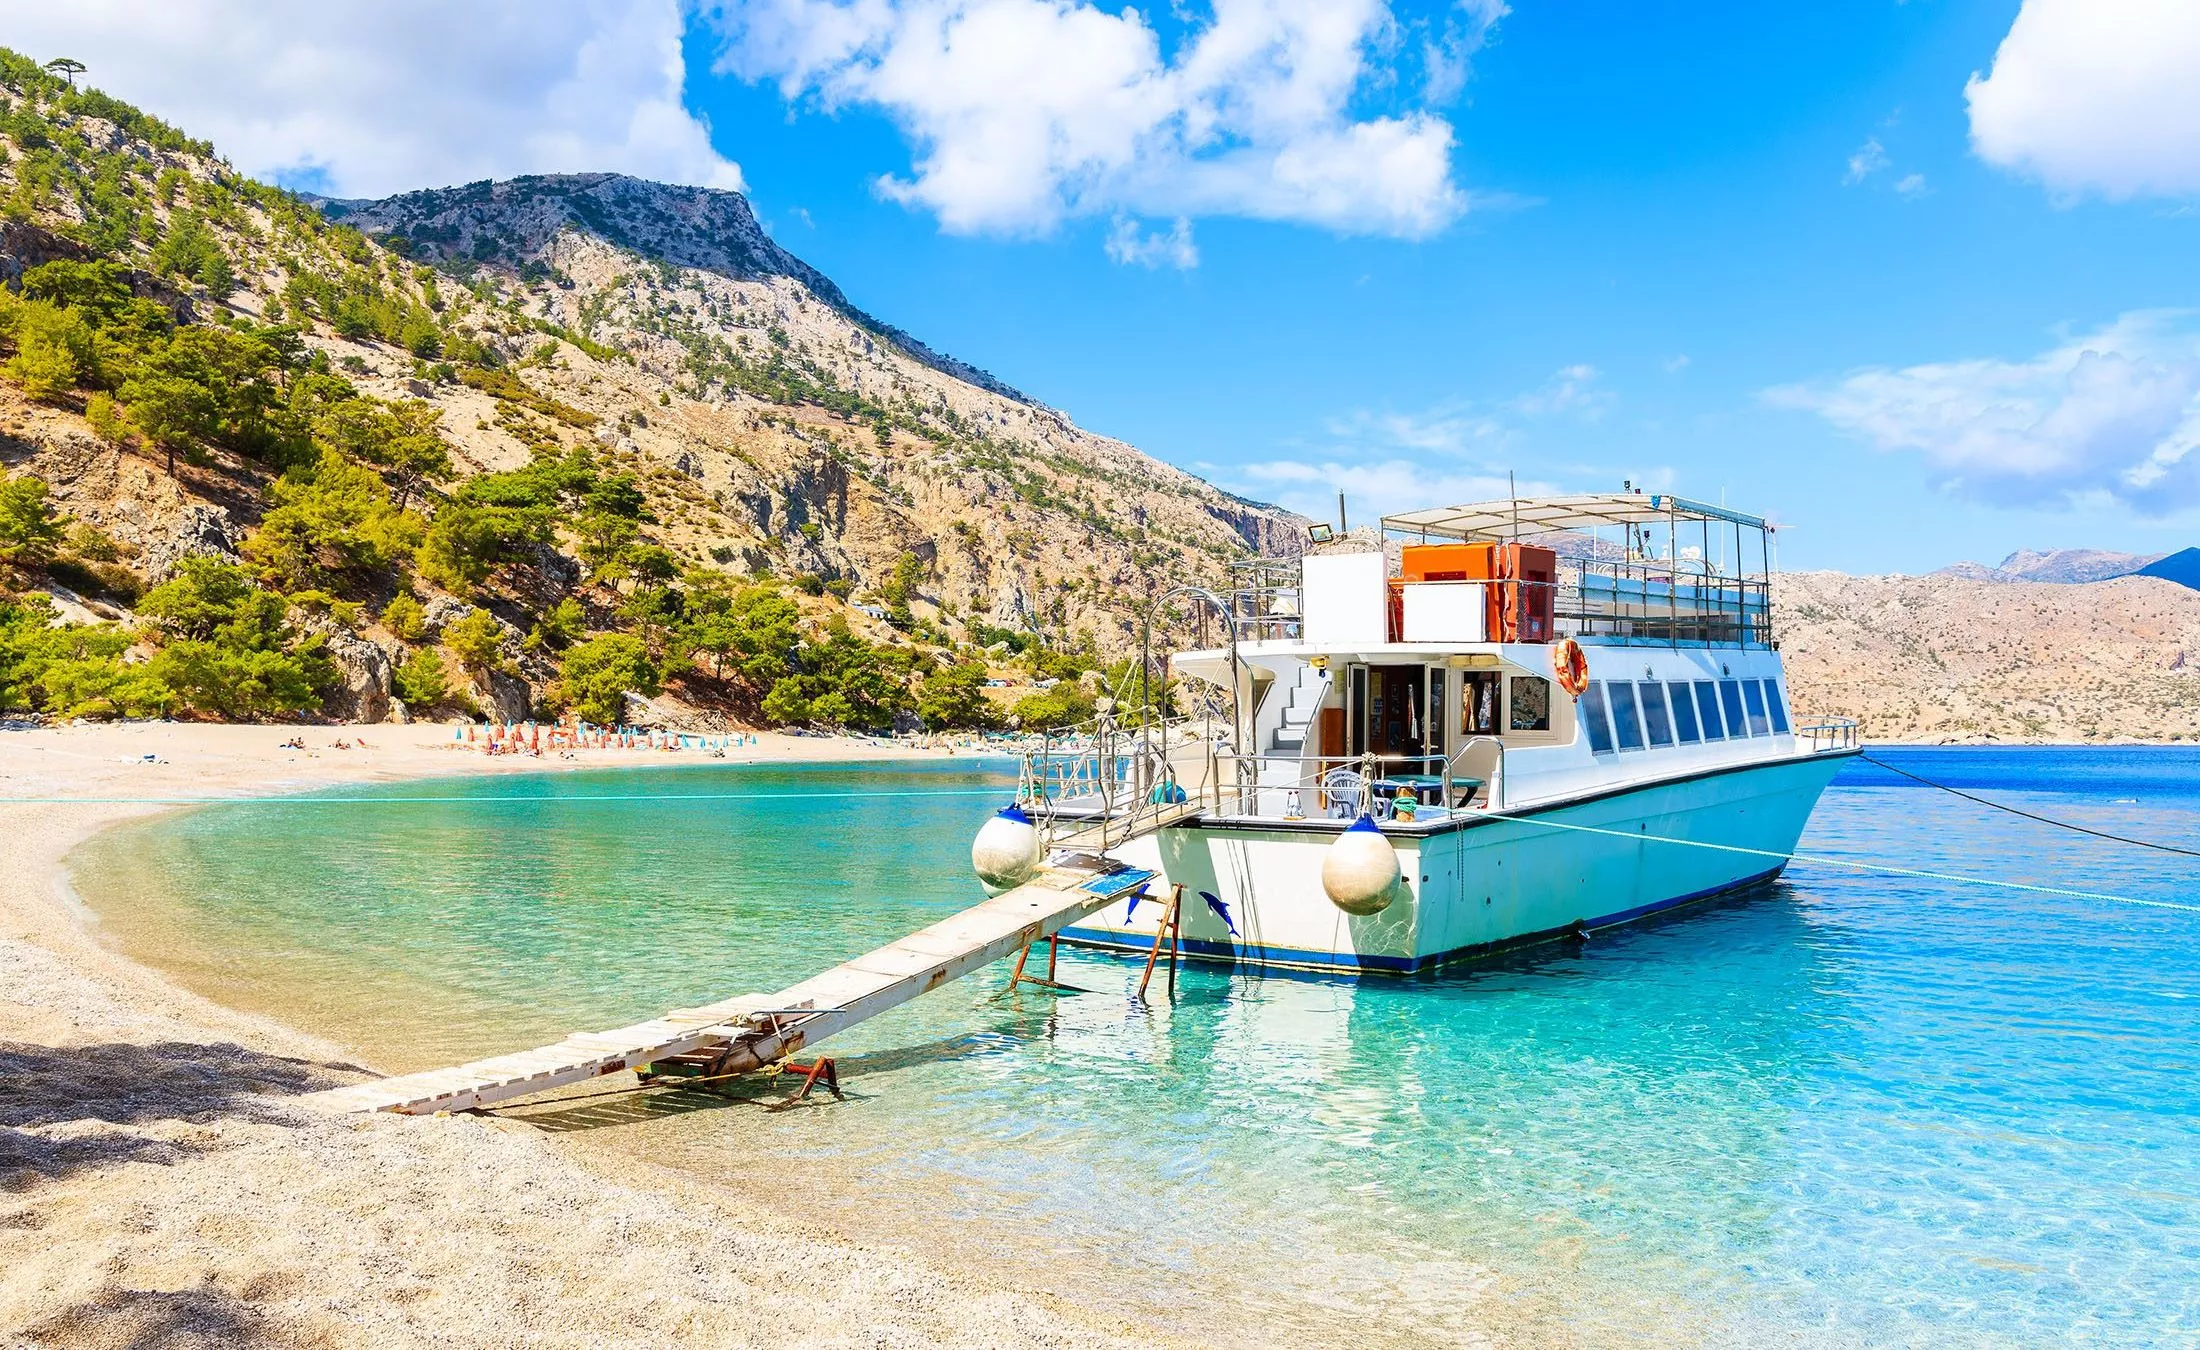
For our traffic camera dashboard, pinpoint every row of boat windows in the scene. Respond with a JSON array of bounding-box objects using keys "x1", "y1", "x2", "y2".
[{"x1": 1580, "y1": 677, "x2": 1789, "y2": 755}]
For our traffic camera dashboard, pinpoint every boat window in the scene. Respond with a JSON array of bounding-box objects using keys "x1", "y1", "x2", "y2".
[
  {"x1": 1611, "y1": 681, "x2": 1646, "y2": 751},
  {"x1": 1718, "y1": 679, "x2": 1748, "y2": 738},
  {"x1": 1764, "y1": 680, "x2": 1790, "y2": 734},
  {"x1": 1639, "y1": 682, "x2": 1674, "y2": 747},
  {"x1": 1508, "y1": 676, "x2": 1551, "y2": 732},
  {"x1": 1581, "y1": 681, "x2": 1615, "y2": 754},
  {"x1": 1462, "y1": 670, "x2": 1500, "y2": 736},
  {"x1": 1742, "y1": 679, "x2": 1770, "y2": 736},
  {"x1": 1429, "y1": 667, "x2": 1448, "y2": 759},
  {"x1": 1668, "y1": 681, "x2": 1701, "y2": 743},
  {"x1": 1694, "y1": 681, "x2": 1724, "y2": 739}
]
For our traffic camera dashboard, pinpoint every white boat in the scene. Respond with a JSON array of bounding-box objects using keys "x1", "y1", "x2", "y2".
[{"x1": 1018, "y1": 492, "x2": 1859, "y2": 975}]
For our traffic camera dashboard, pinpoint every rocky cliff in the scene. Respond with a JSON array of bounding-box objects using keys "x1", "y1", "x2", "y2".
[{"x1": 313, "y1": 172, "x2": 1300, "y2": 643}]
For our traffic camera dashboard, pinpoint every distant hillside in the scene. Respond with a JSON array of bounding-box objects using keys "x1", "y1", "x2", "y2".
[
  {"x1": 2131, "y1": 547, "x2": 2200, "y2": 592},
  {"x1": 1934, "y1": 547, "x2": 2161, "y2": 584},
  {"x1": 1779, "y1": 570, "x2": 2200, "y2": 743}
]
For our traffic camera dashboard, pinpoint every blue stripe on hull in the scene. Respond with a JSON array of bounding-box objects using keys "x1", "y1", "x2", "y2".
[{"x1": 1058, "y1": 862, "x2": 1790, "y2": 976}]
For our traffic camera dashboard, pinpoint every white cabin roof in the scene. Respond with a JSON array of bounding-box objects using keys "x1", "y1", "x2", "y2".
[{"x1": 1381, "y1": 492, "x2": 1767, "y2": 539}]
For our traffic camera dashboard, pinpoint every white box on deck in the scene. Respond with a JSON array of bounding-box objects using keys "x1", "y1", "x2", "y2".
[
  {"x1": 1401, "y1": 582, "x2": 1487, "y2": 643},
  {"x1": 1301, "y1": 552, "x2": 1388, "y2": 645}
]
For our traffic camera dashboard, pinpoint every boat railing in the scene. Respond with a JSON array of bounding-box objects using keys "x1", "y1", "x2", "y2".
[
  {"x1": 1203, "y1": 751, "x2": 1484, "y2": 825},
  {"x1": 1015, "y1": 709, "x2": 1230, "y2": 852},
  {"x1": 1224, "y1": 557, "x2": 1303, "y2": 643},
  {"x1": 1796, "y1": 716, "x2": 1860, "y2": 752},
  {"x1": 1378, "y1": 565, "x2": 1772, "y2": 647}
]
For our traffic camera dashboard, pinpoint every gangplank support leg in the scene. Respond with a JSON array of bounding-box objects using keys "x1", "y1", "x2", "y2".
[
  {"x1": 771, "y1": 1057, "x2": 842, "y2": 1105},
  {"x1": 1137, "y1": 884, "x2": 1185, "y2": 1002},
  {"x1": 1003, "y1": 931, "x2": 1083, "y2": 996}
]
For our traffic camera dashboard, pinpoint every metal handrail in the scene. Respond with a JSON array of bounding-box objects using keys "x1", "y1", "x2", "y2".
[
  {"x1": 1381, "y1": 569, "x2": 1773, "y2": 647},
  {"x1": 1206, "y1": 750, "x2": 1474, "y2": 822},
  {"x1": 1796, "y1": 716, "x2": 1860, "y2": 752},
  {"x1": 1446, "y1": 735, "x2": 1506, "y2": 811}
]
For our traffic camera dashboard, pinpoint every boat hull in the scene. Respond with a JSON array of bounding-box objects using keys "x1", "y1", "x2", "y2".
[{"x1": 1059, "y1": 750, "x2": 1855, "y2": 974}]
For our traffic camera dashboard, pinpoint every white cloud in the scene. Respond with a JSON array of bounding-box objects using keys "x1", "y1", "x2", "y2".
[
  {"x1": 4, "y1": 0, "x2": 742, "y2": 197},
  {"x1": 1228, "y1": 457, "x2": 1536, "y2": 525},
  {"x1": 1844, "y1": 137, "x2": 1889, "y2": 185},
  {"x1": 1215, "y1": 367, "x2": 1618, "y2": 520},
  {"x1": 1765, "y1": 311, "x2": 2200, "y2": 513},
  {"x1": 1422, "y1": 0, "x2": 1509, "y2": 106},
  {"x1": 1967, "y1": 0, "x2": 2200, "y2": 198},
  {"x1": 1512, "y1": 364, "x2": 1608, "y2": 418},
  {"x1": 1326, "y1": 403, "x2": 1511, "y2": 457},
  {"x1": 1105, "y1": 215, "x2": 1198, "y2": 269},
  {"x1": 1893, "y1": 172, "x2": 1927, "y2": 197},
  {"x1": 704, "y1": 0, "x2": 1494, "y2": 238}
]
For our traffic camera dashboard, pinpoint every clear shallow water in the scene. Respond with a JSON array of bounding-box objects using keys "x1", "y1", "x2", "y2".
[{"x1": 70, "y1": 749, "x2": 2200, "y2": 1346}]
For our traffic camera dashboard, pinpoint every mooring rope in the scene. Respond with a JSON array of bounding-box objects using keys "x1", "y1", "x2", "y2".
[
  {"x1": 1857, "y1": 752, "x2": 2200, "y2": 859},
  {"x1": 1479, "y1": 810, "x2": 2200, "y2": 915},
  {"x1": 0, "y1": 787, "x2": 1013, "y2": 807}
]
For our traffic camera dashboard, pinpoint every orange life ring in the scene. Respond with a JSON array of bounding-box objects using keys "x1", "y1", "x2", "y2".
[{"x1": 1552, "y1": 638, "x2": 1590, "y2": 699}]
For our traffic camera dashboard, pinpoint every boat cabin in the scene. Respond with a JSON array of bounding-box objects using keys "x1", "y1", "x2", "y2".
[{"x1": 1156, "y1": 492, "x2": 1816, "y2": 821}]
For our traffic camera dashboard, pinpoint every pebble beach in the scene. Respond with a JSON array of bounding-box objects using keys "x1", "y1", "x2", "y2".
[{"x1": 0, "y1": 721, "x2": 1175, "y2": 1349}]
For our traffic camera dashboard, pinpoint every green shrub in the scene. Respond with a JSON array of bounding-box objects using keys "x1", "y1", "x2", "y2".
[
  {"x1": 381, "y1": 592, "x2": 426, "y2": 641},
  {"x1": 1010, "y1": 682, "x2": 1096, "y2": 732},
  {"x1": 443, "y1": 608, "x2": 506, "y2": 674},
  {"x1": 393, "y1": 649, "x2": 449, "y2": 707},
  {"x1": 0, "y1": 595, "x2": 168, "y2": 718},
  {"x1": 0, "y1": 474, "x2": 66, "y2": 571},
  {"x1": 136, "y1": 559, "x2": 332, "y2": 719},
  {"x1": 244, "y1": 451, "x2": 424, "y2": 589},
  {"x1": 2, "y1": 299, "x2": 96, "y2": 400},
  {"x1": 557, "y1": 633, "x2": 658, "y2": 725},
  {"x1": 916, "y1": 661, "x2": 997, "y2": 731}
]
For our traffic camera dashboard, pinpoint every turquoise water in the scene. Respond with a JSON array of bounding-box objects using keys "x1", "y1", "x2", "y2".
[{"x1": 70, "y1": 749, "x2": 2200, "y2": 1346}]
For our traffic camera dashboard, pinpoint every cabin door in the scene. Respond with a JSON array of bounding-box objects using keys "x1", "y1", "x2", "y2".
[{"x1": 1359, "y1": 664, "x2": 1427, "y2": 766}]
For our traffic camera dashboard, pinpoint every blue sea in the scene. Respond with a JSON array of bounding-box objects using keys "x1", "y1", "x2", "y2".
[{"x1": 68, "y1": 748, "x2": 2200, "y2": 1346}]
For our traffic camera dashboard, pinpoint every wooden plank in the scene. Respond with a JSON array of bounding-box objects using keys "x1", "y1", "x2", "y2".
[{"x1": 299, "y1": 849, "x2": 1150, "y2": 1116}]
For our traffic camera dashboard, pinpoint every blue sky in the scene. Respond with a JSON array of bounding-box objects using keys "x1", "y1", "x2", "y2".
[
  {"x1": 21, "y1": 0, "x2": 2200, "y2": 573},
  {"x1": 677, "y1": 0, "x2": 2200, "y2": 573}
]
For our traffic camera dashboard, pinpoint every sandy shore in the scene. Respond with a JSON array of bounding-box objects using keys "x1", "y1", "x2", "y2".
[{"x1": 0, "y1": 722, "x2": 1169, "y2": 1349}]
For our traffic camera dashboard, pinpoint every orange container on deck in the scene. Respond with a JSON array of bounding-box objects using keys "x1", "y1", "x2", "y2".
[{"x1": 1398, "y1": 541, "x2": 1557, "y2": 641}]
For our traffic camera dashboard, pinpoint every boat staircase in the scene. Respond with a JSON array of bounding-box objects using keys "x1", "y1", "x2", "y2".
[
  {"x1": 302, "y1": 828, "x2": 1177, "y2": 1117},
  {"x1": 1254, "y1": 664, "x2": 1328, "y2": 813}
]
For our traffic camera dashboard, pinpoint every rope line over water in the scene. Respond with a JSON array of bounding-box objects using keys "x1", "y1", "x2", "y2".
[
  {"x1": 0, "y1": 787, "x2": 1012, "y2": 806},
  {"x1": 1857, "y1": 752, "x2": 2200, "y2": 859},
  {"x1": 7, "y1": 776, "x2": 2189, "y2": 914},
  {"x1": 1481, "y1": 811, "x2": 2200, "y2": 915}
]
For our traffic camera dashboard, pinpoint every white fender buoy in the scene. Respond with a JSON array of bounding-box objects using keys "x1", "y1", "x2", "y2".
[
  {"x1": 972, "y1": 803, "x2": 1043, "y2": 896},
  {"x1": 1322, "y1": 815, "x2": 1399, "y2": 916}
]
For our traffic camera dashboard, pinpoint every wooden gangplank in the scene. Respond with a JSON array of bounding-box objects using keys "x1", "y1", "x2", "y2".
[{"x1": 301, "y1": 857, "x2": 1159, "y2": 1116}]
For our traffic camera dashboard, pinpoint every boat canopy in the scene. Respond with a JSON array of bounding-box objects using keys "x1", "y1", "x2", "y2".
[{"x1": 1380, "y1": 493, "x2": 1766, "y2": 541}]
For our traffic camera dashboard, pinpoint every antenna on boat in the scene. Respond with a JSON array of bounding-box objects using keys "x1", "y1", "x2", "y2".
[{"x1": 1508, "y1": 471, "x2": 1519, "y2": 540}]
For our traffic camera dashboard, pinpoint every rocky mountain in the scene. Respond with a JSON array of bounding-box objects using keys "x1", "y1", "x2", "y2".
[
  {"x1": 1934, "y1": 547, "x2": 2161, "y2": 585},
  {"x1": 0, "y1": 51, "x2": 1298, "y2": 729},
  {"x1": 320, "y1": 174, "x2": 1024, "y2": 402},
  {"x1": 300, "y1": 171, "x2": 1298, "y2": 641},
  {"x1": 2130, "y1": 547, "x2": 2200, "y2": 592},
  {"x1": 1778, "y1": 570, "x2": 2200, "y2": 743}
]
